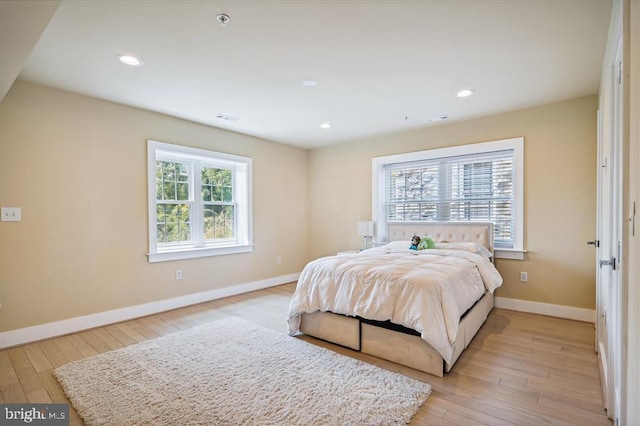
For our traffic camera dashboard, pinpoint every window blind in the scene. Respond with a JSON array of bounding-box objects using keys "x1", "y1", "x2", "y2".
[{"x1": 385, "y1": 149, "x2": 515, "y2": 248}]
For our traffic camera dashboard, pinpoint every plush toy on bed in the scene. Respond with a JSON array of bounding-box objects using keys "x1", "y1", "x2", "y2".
[
  {"x1": 409, "y1": 235, "x2": 421, "y2": 250},
  {"x1": 410, "y1": 235, "x2": 436, "y2": 250},
  {"x1": 417, "y1": 236, "x2": 436, "y2": 250}
]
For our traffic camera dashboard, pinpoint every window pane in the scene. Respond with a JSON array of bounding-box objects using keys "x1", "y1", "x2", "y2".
[
  {"x1": 157, "y1": 160, "x2": 190, "y2": 202},
  {"x1": 157, "y1": 224, "x2": 165, "y2": 243},
  {"x1": 156, "y1": 203, "x2": 191, "y2": 244},
  {"x1": 162, "y1": 162, "x2": 175, "y2": 181},
  {"x1": 386, "y1": 150, "x2": 515, "y2": 247},
  {"x1": 202, "y1": 167, "x2": 232, "y2": 203},
  {"x1": 203, "y1": 205, "x2": 234, "y2": 240},
  {"x1": 156, "y1": 205, "x2": 167, "y2": 244},
  {"x1": 202, "y1": 186, "x2": 212, "y2": 202},
  {"x1": 163, "y1": 182, "x2": 176, "y2": 200},
  {"x1": 177, "y1": 204, "x2": 190, "y2": 221},
  {"x1": 202, "y1": 171, "x2": 212, "y2": 185},
  {"x1": 222, "y1": 187, "x2": 232, "y2": 202},
  {"x1": 212, "y1": 185, "x2": 222, "y2": 201},
  {"x1": 405, "y1": 203, "x2": 421, "y2": 221},
  {"x1": 176, "y1": 163, "x2": 189, "y2": 182},
  {"x1": 387, "y1": 164, "x2": 439, "y2": 221},
  {"x1": 178, "y1": 221, "x2": 190, "y2": 241},
  {"x1": 176, "y1": 183, "x2": 189, "y2": 201},
  {"x1": 221, "y1": 170, "x2": 232, "y2": 186}
]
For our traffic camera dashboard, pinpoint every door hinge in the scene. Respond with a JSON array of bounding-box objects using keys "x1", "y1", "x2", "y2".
[
  {"x1": 631, "y1": 201, "x2": 636, "y2": 236},
  {"x1": 618, "y1": 61, "x2": 622, "y2": 84},
  {"x1": 599, "y1": 257, "x2": 616, "y2": 270},
  {"x1": 617, "y1": 61, "x2": 622, "y2": 85}
]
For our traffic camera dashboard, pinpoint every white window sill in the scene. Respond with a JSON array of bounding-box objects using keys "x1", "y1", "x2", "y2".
[
  {"x1": 494, "y1": 249, "x2": 527, "y2": 260},
  {"x1": 148, "y1": 244, "x2": 253, "y2": 263}
]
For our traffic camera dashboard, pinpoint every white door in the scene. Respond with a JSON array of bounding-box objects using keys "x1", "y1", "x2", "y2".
[{"x1": 596, "y1": 37, "x2": 623, "y2": 422}]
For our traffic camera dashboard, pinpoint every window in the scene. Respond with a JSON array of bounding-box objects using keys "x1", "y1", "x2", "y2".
[
  {"x1": 147, "y1": 140, "x2": 252, "y2": 262},
  {"x1": 373, "y1": 137, "x2": 524, "y2": 259}
]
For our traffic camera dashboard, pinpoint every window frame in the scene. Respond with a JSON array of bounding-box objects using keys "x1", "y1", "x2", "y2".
[
  {"x1": 372, "y1": 137, "x2": 525, "y2": 259},
  {"x1": 147, "y1": 140, "x2": 253, "y2": 263}
]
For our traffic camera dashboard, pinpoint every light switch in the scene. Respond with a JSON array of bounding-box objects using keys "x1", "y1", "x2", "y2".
[{"x1": 1, "y1": 207, "x2": 21, "y2": 222}]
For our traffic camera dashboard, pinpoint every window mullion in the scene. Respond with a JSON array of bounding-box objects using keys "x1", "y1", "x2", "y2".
[
  {"x1": 231, "y1": 166, "x2": 238, "y2": 242},
  {"x1": 437, "y1": 161, "x2": 450, "y2": 220},
  {"x1": 192, "y1": 159, "x2": 203, "y2": 247}
]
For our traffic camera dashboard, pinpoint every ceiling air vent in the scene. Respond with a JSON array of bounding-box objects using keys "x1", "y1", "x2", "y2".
[
  {"x1": 214, "y1": 114, "x2": 239, "y2": 123},
  {"x1": 427, "y1": 115, "x2": 449, "y2": 122}
]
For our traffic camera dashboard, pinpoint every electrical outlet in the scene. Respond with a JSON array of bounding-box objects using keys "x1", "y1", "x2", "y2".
[
  {"x1": 276, "y1": 256, "x2": 282, "y2": 264},
  {"x1": 1, "y1": 207, "x2": 21, "y2": 222},
  {"x1": 520, "y1": 271, "x2": 528, "y2": 282},
  {"x1": 176, "y1": 270, "x2": 182, "y2": 280}
]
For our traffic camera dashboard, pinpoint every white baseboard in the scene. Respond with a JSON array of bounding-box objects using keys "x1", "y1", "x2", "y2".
[
  {"x1": 494, "y1": 296, "x2": 596, "y2": 323},
  {"x1": 0, "y1": 273, "x2": 300, "y2": 349}
]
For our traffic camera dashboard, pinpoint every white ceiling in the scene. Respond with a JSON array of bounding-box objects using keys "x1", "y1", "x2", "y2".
[{"x1": 15, "y1": 0, "x2": 612, "y2": 149}]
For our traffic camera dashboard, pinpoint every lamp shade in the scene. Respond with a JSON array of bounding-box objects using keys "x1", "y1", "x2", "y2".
[{"x1": 357, "y1": 221, "x2": 374, "y2": 237}]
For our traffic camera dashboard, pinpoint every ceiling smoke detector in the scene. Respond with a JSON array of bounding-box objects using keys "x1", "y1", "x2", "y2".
[{"x1": 216, "y1": 14, "x2": 230, "y2": 26}]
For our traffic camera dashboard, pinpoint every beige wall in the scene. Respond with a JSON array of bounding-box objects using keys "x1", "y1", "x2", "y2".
[
  {"x1": 0, "y1": 81, "x2": 309, "y2": 332},
  {"x1": 309, "y1": 96, "x2": 598, "y2": 309},
  {"x1": 0, "y1": 81, "x2": 599, "y2": 333}
]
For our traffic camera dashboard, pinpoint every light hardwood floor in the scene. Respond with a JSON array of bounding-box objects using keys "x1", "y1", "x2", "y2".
[{"x1": 0, "y1": 283, "x2": 612, "y2": 425}]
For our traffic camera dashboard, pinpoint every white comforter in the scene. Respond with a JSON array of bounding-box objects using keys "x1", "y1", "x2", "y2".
[{"x1": 287, "y1": 248, "x2": 503, "y2": 363}]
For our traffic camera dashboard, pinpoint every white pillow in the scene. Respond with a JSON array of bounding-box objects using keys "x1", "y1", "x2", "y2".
[
  {"x1": 384, "y1": 240, "x2": 412, "y2": 250},
  {"x1": 434, "y1": 242, "x2": 492, "y2": 258},
  {"x1": 371, "y1": 240, "x2": 416, "y2": 253}
]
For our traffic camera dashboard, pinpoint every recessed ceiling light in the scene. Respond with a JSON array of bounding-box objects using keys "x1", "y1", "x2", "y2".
[
  {"x1": 116, "y1": 55, "x2": 143, "y2": 66},
  {"x1": 303, "y1": 80, "x2": 318, "y2": 87},
  {"x1": 456, "y1": 89, "x2": 475, "y2": 98},
  {"x1": 320, "y1": 123, "x2": 331, "y2": 129}
]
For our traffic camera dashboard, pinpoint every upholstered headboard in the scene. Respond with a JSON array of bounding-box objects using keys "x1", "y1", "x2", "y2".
[{"x1": 387, "y1": 222, "x2": 494, "y2": 253}]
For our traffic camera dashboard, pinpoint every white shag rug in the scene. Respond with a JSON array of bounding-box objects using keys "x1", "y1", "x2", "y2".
[{"x1": 54, "y1": 317, "x2": 431, "y2": 426}]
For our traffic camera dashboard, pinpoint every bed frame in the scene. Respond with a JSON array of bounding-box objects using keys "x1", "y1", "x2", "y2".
[{"x1": 298, "y1": 222, "x2": 495, "y2": 377}]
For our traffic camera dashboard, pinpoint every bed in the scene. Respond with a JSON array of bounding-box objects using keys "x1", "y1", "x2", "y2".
[{"x1": 287, "y1": 222, "x2": 502, "y2": 377}]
